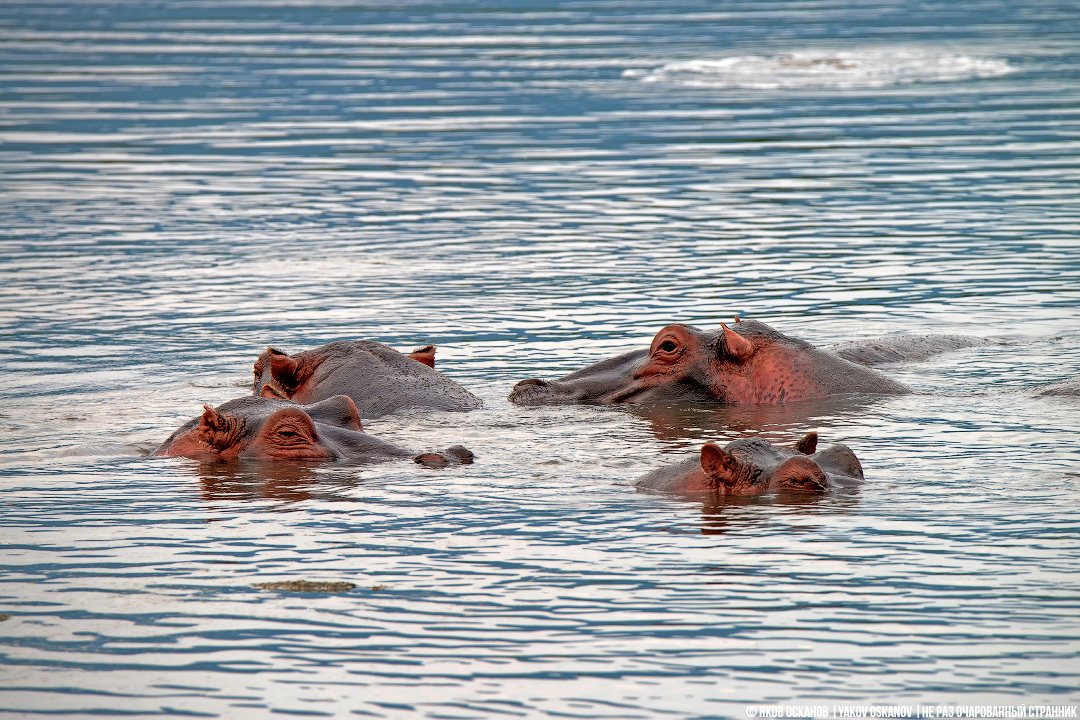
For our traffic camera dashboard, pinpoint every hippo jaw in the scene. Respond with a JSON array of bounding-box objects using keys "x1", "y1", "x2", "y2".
[
  {"x1": 508, "y1": 349, "x2": 652, "y2": 405},
  {"x1": 508, "y1": 347, "x2": 716, "y2": 406},
  {"x1": 414, "y1": 444, "x2": 475, "y2": 468},
  {"x1": 507, "y1": 375, "x2": 714, "y2": 406},
  {"x1": 508, "y1": 377, "x2": 645, "y2": 405},
  {"x1": 507, "y1": 378, "x2": 577, "y2": 405}
]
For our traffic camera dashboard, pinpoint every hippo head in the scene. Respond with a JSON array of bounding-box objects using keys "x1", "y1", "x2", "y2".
[
  {"x1": 699, "y1": 432, "x2": 863, "y2": 496},
  {"x1": 510, "y1": 318, "x2": 909, "y2": 406},
  {"x1": 252, "y1": 342, "x2": 439, "y2": 402},
  {"x1": 510, "y1": 320, "x2": 810, "y2": 406},
  {"x1": 154, "y1": 395, "x2": 366, "y2": 461},
  {"x1": 153, "y1": 395, "x2": 473, "y2": 466}
]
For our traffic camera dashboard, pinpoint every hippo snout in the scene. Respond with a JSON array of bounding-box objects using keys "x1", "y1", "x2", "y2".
[
  {"x1": 508, "y1": 377, "x2": 558, "y2": 405},
  {"x1": 414, "y1": 444, "x2": 475, "y2": 468}
]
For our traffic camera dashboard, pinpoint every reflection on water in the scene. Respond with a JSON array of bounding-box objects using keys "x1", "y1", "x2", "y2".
[
  {"x1": 626, "y1": 394, "x2": 893, "y2": 447},
  {"x1": 197, "y1": 460, "x2": 327, "y2": 504},
  {"x1": 670, "y1": 486, "x2": 862, "y2": 536},
  {"x1": 2, "y1": 0, "x2": 1080, "y2": 716}
]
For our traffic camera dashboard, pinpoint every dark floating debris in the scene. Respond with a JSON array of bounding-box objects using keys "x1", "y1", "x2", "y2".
[{"x1": 253, "y1": 580, "x2": 357, "y2": 593}]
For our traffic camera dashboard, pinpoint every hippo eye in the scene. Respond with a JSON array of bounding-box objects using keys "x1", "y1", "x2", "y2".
[
  {"x1": 273, "y1": 425, "x2": 309, "y2": 444},
  {"x1": 658, "y1": 340, "x2": 678, "y2": 353}
]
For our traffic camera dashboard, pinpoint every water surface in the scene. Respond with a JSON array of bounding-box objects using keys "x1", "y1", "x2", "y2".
[{"x1": 2, "y1": 0, "x2": 1079, "y2": 717}]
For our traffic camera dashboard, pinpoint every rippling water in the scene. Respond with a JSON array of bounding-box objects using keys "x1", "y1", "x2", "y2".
[{"x1": 2, "y1": 0, "x2": 1080, "y2": 717}]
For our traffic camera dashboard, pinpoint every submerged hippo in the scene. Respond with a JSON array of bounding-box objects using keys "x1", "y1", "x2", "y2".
[
  {"x1": 635, "y1": 432, "x2": 863, "y2": 496},
  {"x1": 153, "y1": 395, "x2": 474, "y2": 467},
  {"x1": 253, "y1": 340, "x2": 482, "y2": 418},
  {"x1": 1035, "y1": 377, "x2": 1080, "y2": 397},
  {"x1": 509, "y1": 318, "x2": 909, "y2": 406}
]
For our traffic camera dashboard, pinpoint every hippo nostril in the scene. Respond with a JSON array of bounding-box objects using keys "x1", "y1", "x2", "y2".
[{"x1": 515, "y1": 378, "x2": 548, "y2": 388}]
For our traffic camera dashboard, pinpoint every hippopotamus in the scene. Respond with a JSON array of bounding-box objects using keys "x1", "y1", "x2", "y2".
[
  {"x1": 635, "y1": 432, "x2": 863, "y2": 496},
  {"x1": 509, "y1": 318, "x2": 909, "y2": 406},
  {"x1": 153, "y1": 395, "x2": 474, "y2": 467},
  {"x1": 253, "y1": 340, "x2": 482, "y2": 418},
  {"x1": 1035, "y1": 377, "x2": 1080, "y2": 397},
  {"x1": 830, "y1": 334, "x2": 993, "y2": 366}
]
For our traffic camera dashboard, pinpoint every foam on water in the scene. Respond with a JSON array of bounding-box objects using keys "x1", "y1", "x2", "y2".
[{"x1": 625, "y1": 48, "x2": 1016, "y2": 89}]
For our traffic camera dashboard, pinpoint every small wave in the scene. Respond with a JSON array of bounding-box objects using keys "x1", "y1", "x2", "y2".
[{"x1": 624, "y1": 49, "x2": 1015, "y2": 89}]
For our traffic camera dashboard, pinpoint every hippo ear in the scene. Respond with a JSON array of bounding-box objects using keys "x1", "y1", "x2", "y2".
[
  {"x1": 718, "y1": 323, "x2": 754, "y2": 362},
  {"x1": 700, "y1": 442, "x2": 742, "y2": 483},
  {"x1": 268, "y1": 352, "x2": 302, "y2": 390},
  {"x1": 253, "y1": 347, "x2": 285, "y2": 381},
  {"x1": 407, "y1": 344, "x2": 436, "y2": 368},
  {"x1": 197, "y1": 404, "x2": 245, "y2": 453},
  {"x1": 794, "y1": 432, "x2": 818, "y2": 455}
]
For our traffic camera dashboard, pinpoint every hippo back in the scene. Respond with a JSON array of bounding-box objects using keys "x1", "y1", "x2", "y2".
[{"x1": 730, "y1": 320, "x2": 910, "y2": 397}]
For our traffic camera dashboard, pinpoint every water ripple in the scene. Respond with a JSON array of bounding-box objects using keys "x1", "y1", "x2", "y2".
[{"x1": 2, "y1": 0, "x2": 1080, "y2": 716}]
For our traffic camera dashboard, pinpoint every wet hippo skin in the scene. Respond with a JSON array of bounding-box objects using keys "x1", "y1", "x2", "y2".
[
  {"x1": 253, "y1": 340, "x2": 482, "y2": 418},
  {"x1": 635, "y1": 432, "x2": 863, "y2": 496},
  {"x1": 510, "y1": 318, "x2": 909, "y2": 407},
  {"x1": 154, "y1": 395, "x2": 473, "y2": 467}
]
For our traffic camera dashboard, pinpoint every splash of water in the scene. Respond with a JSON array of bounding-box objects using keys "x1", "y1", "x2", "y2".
[{"x1": 624, "y1": 48, "x2": 1016, "y2": 89}]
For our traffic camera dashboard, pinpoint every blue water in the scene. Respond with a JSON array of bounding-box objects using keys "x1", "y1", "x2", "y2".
[{"x1": 2, "y1": 1, "x2": 1080, "y2": 717}]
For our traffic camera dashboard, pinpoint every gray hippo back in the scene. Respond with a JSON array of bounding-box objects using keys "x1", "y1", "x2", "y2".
[{"x1": 253, "y1": 340, "x2": 482, "y2": 418}]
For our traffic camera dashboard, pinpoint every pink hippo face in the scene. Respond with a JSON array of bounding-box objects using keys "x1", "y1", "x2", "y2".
[{"x1": 154, "y1": 395, "x2": 473, "y2": 467}]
